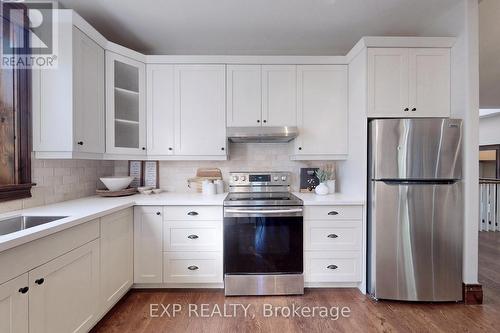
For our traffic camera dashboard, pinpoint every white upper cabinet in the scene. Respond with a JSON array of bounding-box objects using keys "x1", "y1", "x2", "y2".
[
  {"x1": 106, "y1": 52, "x2": 147, "y2": 156},
  {"x1": 262, "y1": 65, "x2": 297, "y2": 127},
  {"x1": 409, "y1": 48, "x2": 451, "y2": 117},
  {"x1": 227, "y1": 65, "x2": 296, "y2": 127},
  {"x1": 174, "y1": 65, "x2": 227, "y2": 156},
  {"x1": 147, "y1": 64, "x2": 175, "y2": 156},
  {"x1": 293, "y1": 65, "x2": 348, "y2": 160},
  {"x1": 227, "y1": 65, "x2": 262, "y2": 127},
  {"x1": 73, "y1": 28, "x2": 105, "y2": 154},
  {"x1": 33, "y1": 19, "x2": 105, "y2": 159},
  {"x1": 367, "y1": 48, "x2": 450, "y2": 118}
]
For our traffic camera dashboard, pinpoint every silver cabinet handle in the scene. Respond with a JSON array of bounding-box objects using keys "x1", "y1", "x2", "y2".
[
  {"x1": 187, "y1": 235, "x2": 199, "y2": 240},
  {"x1": 327, "y1": 265, "x2": 338, "y2": 270},
  {"x1": 327, "y1": 234, "x2": 338, "y2": 239},
  {"x1": 188, "y1": 265, "x2": 199, "y2": 271},
  {"x1": 328, "y1": 211, "x2": 339, "y2": 216},
  {"x1": 187, "y1": 211, "x2": 199, "y2": 216}
]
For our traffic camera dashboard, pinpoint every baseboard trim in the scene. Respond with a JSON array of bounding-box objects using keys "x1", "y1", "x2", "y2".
[{"x1": 463, "y1": 283, "x2": 483, "y2": 304}]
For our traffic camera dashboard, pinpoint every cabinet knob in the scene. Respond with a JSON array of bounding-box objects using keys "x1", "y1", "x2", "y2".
[
  {"x1": 404, "y1": 108, "x2": 409, "y2": 112},
  {"x1": 187, "y1": 234, "x2": 199, "y2": 240},
  {"x1": 35, "y1": 278, "x2": 44, "y2": 285},
  {"x1": 156, "y1": 212, "x2": 161, "y2": 216},
  {"x1": 327, "y1": 234, "x2": 338, "y2": 239},
  {"x1": 263, "y1": 120, "x2": 267, "y2": 123},
  {"x1": 142, "y1": 147, "x2": 146, "y2": 150},
  {"x1": 18, "y1": 287, "x2": 29, "y2": 294},
  {"x1": 257, "y1": 120, "x2": 261, "y2": 123},
  {"x1": 411, "y1": 108, "x2": 417, "y2": 112},
  {"x1": 328, "y1": 211, "x2": 339, "y2": 216},
  {"x1": 298, "y1": 147, "x2": 302, "y2": 151},
  {"x1": 187, "y1": 265, "x2": 199, "y2": 271},
  {"x1": 187, "y1": 211, "x2": 199, "y2": 216},
  {"x1": 221, "y1": 147, "x2": 225, "y2": 151},
  {"x1": 327, "y1": 265, "x2": 338, "y2": 270},
  {"x1": 168, "y1": 147, "x2": 173, "y2": 151},
  {"x1": 77, "y1": 141, "x2": 84, "y2": 145}
]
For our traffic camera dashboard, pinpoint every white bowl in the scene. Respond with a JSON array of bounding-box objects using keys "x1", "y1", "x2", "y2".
[
  {"x1": 142, "y1": 190, "x2": 153, "y2": 195},
  {"x1": 100, "y1": 176, "x2": 134, "y2": 192},
  {"x1": 152, "y1": 188, "x2": 163, "y2": 194}
]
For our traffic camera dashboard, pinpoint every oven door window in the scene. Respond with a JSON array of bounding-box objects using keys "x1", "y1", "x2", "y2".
[{"x1": 224, "y1": 216, "x2": 303, "y2": 274}]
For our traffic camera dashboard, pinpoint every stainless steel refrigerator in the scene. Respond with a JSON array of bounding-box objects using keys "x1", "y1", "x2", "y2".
[{"x1": 368, "y1": 118, "x2": 463, "y2": 301}]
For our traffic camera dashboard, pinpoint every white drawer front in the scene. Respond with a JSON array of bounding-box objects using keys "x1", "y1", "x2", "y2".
[
  {"x1": 164, "y1": 206, "x2": 222, "y2": 221},
  {"x1": 164, "y1": 224, "x2": 221, "y2": 251},
  {"x1": 305, "y1": 251, "x2": 361, "y2": 283},
  {"x1": 304, "y1": 205, "x2": 362, "y2": 220},
  {"x1": 163, "y1": 252, "x2": 222, "y2": 283},
  {"x1": 305, "y1": 221, "x2": 361, "y2": 251}
]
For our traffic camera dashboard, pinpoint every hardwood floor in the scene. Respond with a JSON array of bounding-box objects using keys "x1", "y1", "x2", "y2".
[{"x1": 92, "y1": 232, "x2": 500, "y2": 333}]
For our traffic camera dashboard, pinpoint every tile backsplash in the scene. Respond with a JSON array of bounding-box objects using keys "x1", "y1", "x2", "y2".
[
  {"x1": 115, "y1": 143, "x2": 335, "y2": 193},
  {"x1": 0, "y1": 159, "x2": 114, "y2": 214}
]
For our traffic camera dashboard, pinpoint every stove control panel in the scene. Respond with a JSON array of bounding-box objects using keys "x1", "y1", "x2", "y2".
[{"x1": 229, "y1": 172, "x2": 291, "y2": 187}]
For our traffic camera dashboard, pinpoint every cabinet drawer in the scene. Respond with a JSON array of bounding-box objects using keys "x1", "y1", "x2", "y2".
[
  {"x1": 305, "y1": 221, "x2": 361, "y2": 251},
  {"x1": 305, "y1": 251, "x2": 361, "y2": 283},
  {"x1": 163, "y1": 252, "x2": 222, "y2": 283},
  {"x1": 164, "y1": 206, "x2": 222, "y2": 221},
  {"x1": 304, "y1": 205, "x2": 362, "y2": 220},
  {"x1": 164, "y1": 223, "x2": 222, "y2": 251}
]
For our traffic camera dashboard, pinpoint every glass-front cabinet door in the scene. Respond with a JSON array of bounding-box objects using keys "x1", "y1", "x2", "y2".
[{"x1": 105, "y1": 52, "x2": 146, "y2": 155}]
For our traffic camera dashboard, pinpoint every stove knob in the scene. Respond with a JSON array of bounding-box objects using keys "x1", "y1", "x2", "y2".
[
  {"x1": 233, "y1": 176, "x2": 239, "y2": 181},
  {"x1": 273, "y1": 176, "x2": 279, "y2": 181},
  {"x1": 240, "y1": 176, "x2": 246, "y2": 181},
  {"x1": 281, "y1": 176, "x2": 287, "y2": 181}
]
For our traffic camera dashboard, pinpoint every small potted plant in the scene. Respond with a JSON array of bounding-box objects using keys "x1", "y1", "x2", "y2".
[{"x1": 314, "y1": 168, "x2": 331, "y2": 195}]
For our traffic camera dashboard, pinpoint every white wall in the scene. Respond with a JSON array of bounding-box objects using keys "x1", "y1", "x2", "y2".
[
  {"x1": 417, "y1": 0, "x2": 480, "y2": 285},
  {"x1": 479, "y1": 114, "x2": 500, "y2": 145}
]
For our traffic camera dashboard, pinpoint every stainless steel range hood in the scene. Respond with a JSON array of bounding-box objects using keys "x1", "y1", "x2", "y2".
[{"x1": 227, "y1": 126, "x2": 299, "y2": 143}]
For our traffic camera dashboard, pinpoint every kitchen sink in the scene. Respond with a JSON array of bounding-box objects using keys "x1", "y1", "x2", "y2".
[{"x1": 0, "y1": 216, "x2": 69, "y2": 236}]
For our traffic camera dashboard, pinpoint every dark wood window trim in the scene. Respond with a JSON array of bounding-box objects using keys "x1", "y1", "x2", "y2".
[{"x1": 0, "y1": 3, "x2": 34, "y2": 202}]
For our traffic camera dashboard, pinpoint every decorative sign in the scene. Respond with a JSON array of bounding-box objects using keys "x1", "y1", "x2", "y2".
[
  {"x1": 129, "y1": 161, "x2": 143, "y2": 188},
  {"x1": 143, "y1": 161, "x2": 159, "y2": 188},
  {"x1": 300, "y1": 167, "x2": 319, "y2": 193}
]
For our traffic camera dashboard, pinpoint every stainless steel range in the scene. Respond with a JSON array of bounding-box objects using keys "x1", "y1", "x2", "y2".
[{"x1": 223, "y1": 171, "x2": 304, "y2": 296}]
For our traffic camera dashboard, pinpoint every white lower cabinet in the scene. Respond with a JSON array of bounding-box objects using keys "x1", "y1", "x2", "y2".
[
  {"x1": 0, "y1": 274, "x2": 29, "y2": 333},
  {"x1": 304, "y1": 205, "x2": 363, "y2": 285},
  {"x1": 134, "y1": 206, "x2": 164, "y2": 283},
  {"x1": 305, "y1": 251, "x2": 361, "y2": 283},
  {"x1": 100, "y1": 209, "x2": 133, "y2": 313},
  {"x1": 163, "y1": 252, "x2": 223, "y2": 284},
  {"x1": 28, "y1": 239, "x2": 100, "y2": 333}
]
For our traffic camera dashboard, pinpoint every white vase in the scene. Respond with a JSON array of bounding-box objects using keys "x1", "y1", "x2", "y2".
[
  {"x1": 315, "y1": 182, "x2": 329, "y2": 195},
  {"x1": 326, "y1": 180, "x2": 336, "y2": 194}
]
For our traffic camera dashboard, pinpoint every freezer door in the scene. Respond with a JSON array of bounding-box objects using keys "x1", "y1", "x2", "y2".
[
  {"x1": 368, "y1": 180, "x2": 462, "y2": 301},
  {"x1": 369, "y1": 119, "x2": 462, "y2": 180}
]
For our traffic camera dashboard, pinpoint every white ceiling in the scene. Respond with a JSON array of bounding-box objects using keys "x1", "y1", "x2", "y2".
[{"x1": 58, "y1": 0, "x2": 461, "y2": 55}]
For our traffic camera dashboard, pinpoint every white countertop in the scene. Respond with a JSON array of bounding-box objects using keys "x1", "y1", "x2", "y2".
[
  {"x1": 0, "y1": 191, "x2": 364, "y2": 253},
  {"x1": 293, "y1": 192, "x2": 365, "y2": 205},
  {"x1": 0, "y1": 192, "x2": 227, "y2": 253}
]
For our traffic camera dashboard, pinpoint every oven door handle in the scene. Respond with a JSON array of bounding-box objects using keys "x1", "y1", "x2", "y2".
[{"x1": 224, "y1": 208, "x2": 303, "y2": 214}]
